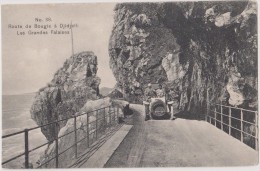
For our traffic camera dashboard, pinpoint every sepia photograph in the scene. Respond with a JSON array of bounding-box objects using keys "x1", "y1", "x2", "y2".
[{"x1": 1, "y1": 0, "x2": 259, "y2": 169}]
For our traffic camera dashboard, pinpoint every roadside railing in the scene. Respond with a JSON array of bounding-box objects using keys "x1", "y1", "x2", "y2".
[
  {"x1": 205, "y1": 103, "x2": 258, "y2": 150},
  {"x1": 2, "y1": 105, "x2": 121, "y2": 168}
]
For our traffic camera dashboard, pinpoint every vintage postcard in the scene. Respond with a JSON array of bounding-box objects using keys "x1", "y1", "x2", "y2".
[{"x1": 1, "y1": 0, "x2": 259, "y2": 169}]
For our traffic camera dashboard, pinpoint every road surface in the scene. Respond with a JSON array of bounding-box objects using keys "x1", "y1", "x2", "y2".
[{"x1": 105, "y1": 104, "x2": 258, "y2": 167}]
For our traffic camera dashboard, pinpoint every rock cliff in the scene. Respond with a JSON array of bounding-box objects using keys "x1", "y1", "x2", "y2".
[
  {"x1": 109, "y1": 1, "x2": 257, "y2": 112},
  {"x1": 31, "y1": 51, "x2": 101, "y2": 141}
]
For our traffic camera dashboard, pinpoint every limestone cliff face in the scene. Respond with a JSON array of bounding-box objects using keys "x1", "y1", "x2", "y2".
[
  {"x1": 109, "y1": 1, "x2": 257, "y2": 112},
  {"x1": 31, "y1": 51, "x2": 101, "y2": 141}
]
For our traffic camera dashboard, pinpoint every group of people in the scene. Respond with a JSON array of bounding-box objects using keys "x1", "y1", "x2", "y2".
[
  {"x1": 144, "y1": 83, "x2": 177, "y2": 101},
  {"x1": 144, "y1": 83, "x2": 165, "y2": 101},
  {"x1": 144, "y1": 83, "x2": 178, "y2": 110},
  {"x1": 143, "y1": 83, "x2": 178, "y2": 120}
]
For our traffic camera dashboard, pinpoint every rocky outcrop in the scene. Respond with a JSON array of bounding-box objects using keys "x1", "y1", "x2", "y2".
[
  {"x1": 161, "y1": 52, "x2": 188, "y2": 82},
  {"x1": 31, "y1": 51, "x2": 101, "y2": 141},
  {"x1": 109, "y1": 1, "x2": 257, "y2": 112},
  {"x1": 107, "y1": 87, "x2": 124, "y2": 99}
]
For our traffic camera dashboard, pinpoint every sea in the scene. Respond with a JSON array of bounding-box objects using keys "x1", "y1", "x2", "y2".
[{"x1": 2, "y1": 93, "x2": 47, "y2": 168}]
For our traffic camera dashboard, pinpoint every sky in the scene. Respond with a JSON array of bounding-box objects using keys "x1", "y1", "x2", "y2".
[{"x1": 2, "y1": 3, "x2": 116, "y2": 95}]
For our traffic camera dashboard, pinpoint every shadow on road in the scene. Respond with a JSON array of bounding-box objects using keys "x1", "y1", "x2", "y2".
[
  {"x1": 105, "y1": 104, "x2": 146, "y2": 168},
  {"x1": 174, "y1": 111, "x2": 205, "y2": 121},
  {"x1": 151, "y1": 113, "x2": 171, "y2": 120}
]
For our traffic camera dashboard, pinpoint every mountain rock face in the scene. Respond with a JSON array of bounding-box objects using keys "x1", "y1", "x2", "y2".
[
  {"x1": 109, "y1": 1, "x2": 257, "y2": 112},
  {"x1": 99, "y1": 87, "x2": 113, "y2": 96},
  {"x1": 31, "y1": 51, "x2": 101, "y2": 141}
]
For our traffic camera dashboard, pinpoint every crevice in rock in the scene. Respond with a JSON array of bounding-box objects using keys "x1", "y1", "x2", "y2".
[{"x1": 109, "y1": 2, "x2": 257, "y2": 110}]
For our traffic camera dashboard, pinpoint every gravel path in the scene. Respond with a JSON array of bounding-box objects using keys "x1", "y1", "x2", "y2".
[{"x1": 105, "y1": 104, "x2": 258, "y2": 167}]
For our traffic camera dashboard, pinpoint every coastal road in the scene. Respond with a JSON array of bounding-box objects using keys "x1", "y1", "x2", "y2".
[{"x1": 105, "y1": 104, "x2": 258, "y2": 167}]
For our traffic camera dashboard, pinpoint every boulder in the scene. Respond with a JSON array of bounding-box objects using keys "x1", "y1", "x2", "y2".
[{"x1": 31, "y1": 51, "x2": 101, "y2": 141}]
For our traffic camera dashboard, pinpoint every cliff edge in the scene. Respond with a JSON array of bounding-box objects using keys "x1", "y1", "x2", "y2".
[{"x1": 30, "y1": 51, "x2": 101, "y2": 141}]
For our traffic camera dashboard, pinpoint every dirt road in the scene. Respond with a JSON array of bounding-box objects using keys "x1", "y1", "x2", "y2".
[{"x1": 105, "y1": 104, "x2": 258, "y2": 167}]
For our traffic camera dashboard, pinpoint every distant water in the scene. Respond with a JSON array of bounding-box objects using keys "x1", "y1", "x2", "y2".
[{"x1": 2, "y1": 94, "x2": 47, "y2": 168}]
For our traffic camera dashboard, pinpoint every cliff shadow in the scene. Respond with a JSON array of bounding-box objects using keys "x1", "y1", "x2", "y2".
[{"x1": 173, "y1": 111, "x2": 205, "y2": 121}]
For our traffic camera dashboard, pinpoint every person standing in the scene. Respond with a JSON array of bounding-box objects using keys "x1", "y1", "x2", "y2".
[
  {"x1": 144, "y1": 83, "x2": 155, "y2": 120},
  {"x1": 167, "y1": 88, "x2": 175, "y2": 112},
  {"x1": 156, "y1": 84, "x2": 165, "y2": 98},
  {"x1": 144, "y1": 83, "x2": 156, "y2": 102}
]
